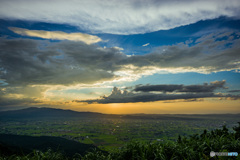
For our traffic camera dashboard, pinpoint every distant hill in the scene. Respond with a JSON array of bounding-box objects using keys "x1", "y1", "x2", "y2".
[
  {"x1": 0, "y1": 107, "x2": 239, "y2": 120},
  {"x1": 0, "y1": 134, "x2": 100, "y2": 157},
  {"x1": 0, "y1": 107, "x2": 108, "y2": 119}
]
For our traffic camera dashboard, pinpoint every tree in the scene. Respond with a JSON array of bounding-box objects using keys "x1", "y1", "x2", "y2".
[{"x1": 233, "y1": 122, "x2": 240, "y2": 139}]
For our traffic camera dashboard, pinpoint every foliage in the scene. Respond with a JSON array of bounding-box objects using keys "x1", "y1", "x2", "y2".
[
  {"x1": 0, "y1": 149, "x2": 65, "y2": 160},
  {"x1": 1, "y1": 123, "x2": 240, "y2": 160}
]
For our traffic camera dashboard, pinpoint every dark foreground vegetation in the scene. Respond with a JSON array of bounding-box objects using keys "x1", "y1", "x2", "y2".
[
  {"x1": 0, "y1": 134, "x2": 99, "y2": 157},
  {"x1": 1, "y1": 123, "x2": 240, "y2": 160}
]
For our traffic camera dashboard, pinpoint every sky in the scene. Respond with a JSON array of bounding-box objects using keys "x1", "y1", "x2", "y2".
[{"x1": 0, "y1": 0, "x2": 240, "y2": 114}]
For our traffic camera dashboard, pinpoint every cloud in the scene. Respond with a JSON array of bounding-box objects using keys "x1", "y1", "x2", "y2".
[
  {"x1": 77, "y1": 92, "x2": 217, "y2": 104},
  {"x1": 9, "y1": 27, "x2": 102, "y2": 44},
  {"x1": 134, "y1": 84, "x2": 183, "y2": 92},
  {"x1": 123, "y1": 31, "x2": 240, "y2": 73},
  {"x1": 134, "y1": 80, "x2": 226, "y2": 93},
  {"x1": 0, "y1": 86, "x2": 44, "y2": 107},
  {"x1": 75, "y1": 81, "x2": 239, "y2": 104},
  {"x1": 0, "y1": 30, "x2": 239, "y2": 106},
  {"x1": 142, "y1": 43, "x2": 150, "y2": 47},
  {"x1": 0, "y1": 38, "x2": 125, "y2": 86},
  {"x1": 0, "y1": 79, "x2": 8, "y2": 86},
  {"x1": 112, "y1": 46, "x2": 124, "y2": 51},
  {"x1": 0, "y1": 0, "x2": 240, "y2": 34},
  {"x1": 226, "y1": 96, "x2": 240, "y2": 100},
  {"x1": 0, "y1": 30, "x2": 239, "y2": 87},
  {"x1": 0, "y1": 82, "x2": 51, "y2": 107},
  {"x1": 228, "y1": 90, "x2": 240, "y2": 92},
  {"x1": 0, "y1": 96, "x2": 42, "y2": 107}
]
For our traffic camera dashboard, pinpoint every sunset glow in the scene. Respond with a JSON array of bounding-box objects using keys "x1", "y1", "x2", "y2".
[{"x1": 0, "y1": 0, "x2": 239, "y2": 114}]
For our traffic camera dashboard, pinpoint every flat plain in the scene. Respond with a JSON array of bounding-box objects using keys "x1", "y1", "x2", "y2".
[{"x1": 0, "y1": 108, "x2": 239, "y2": 151}]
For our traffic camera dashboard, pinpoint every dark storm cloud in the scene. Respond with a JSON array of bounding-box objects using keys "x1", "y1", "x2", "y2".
[
  {"x1": 75, "y1": 87, "x2": 219, "y2": 104},
  {"x1": 134, "y1": 84, "x2": 183, "y2": 92},
  {"x1": 0, "y1": 84, "x2": 46, "y2": 107},
  {"x1": 0, "y1": 38, "x2": 128, "y2": 107},
  {"x1": 55, "y1": 41, "x2": 127, "y2": 72},
  {"x1": 0, "y1": 38, "x2": 127, "y2": 86},
  {"x1": 77, "y1": 92, "x2": 217, "y2": 104},
  {"x1": 134, "y1": 80, "x2": 226, "y2": 93},
  {"x1": 75, "y1": 81, "x2": 232, "y2": 104},
  {"x1": 0, "y1": 96, "x2": 42, "y2": 106}
]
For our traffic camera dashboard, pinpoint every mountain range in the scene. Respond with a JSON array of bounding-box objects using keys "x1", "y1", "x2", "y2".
[{"x1": 0, "y1": 107, "x2": 239, "y2": 120}]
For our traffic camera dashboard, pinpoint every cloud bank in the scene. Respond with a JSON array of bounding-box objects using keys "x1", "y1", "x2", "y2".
[
  {"x1": 123, "y1": 32, "x2": 240, "y2": 73},
  {"x1": 0, "y1": 30, "x2": 239, "y2": 106},
  {"x1": 9, "y1": 27, "x2": 102, "y2": 44},
  {"x1": 0, "y1": 38, "x2": 122, "y2": 86},
  {"x1": 75, "y1": 81, "x2": 237, "y2": 104},
  {"x1": 0, "y1": 0, "x2": 240, "y2": 34},
  {"x1": 0, "y1": 31, "x2": 239, "y2": 87},
  {"x1": 134, "y1": 80, "x2": 227, "y2": 93}
]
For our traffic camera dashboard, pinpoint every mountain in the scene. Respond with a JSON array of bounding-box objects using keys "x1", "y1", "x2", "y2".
[
  {"x1": 0, "y1": 134, "x2": 100, "y2": 157},
  {"x1": 0, "y1": 107, "x2": 239, "y2": 120},
  {"x1": 0, "y1": 107, "x2": 108, "y2": 119}
]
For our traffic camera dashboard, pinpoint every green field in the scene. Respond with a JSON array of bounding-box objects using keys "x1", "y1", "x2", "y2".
[{"x1": 0, "y1": 114, "x2": 239, "y2": 151}]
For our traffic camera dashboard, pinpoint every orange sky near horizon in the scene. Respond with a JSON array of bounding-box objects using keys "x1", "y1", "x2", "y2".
[{"x1": 66, "y1": 99, "x2": 240, "y2": 114}]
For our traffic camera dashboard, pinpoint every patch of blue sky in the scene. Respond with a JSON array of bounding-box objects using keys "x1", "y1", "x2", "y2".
[
  {"x1": 97, "y1": 17, "x2": 240, "y2": 55},
  {"x1": 0, "y1": 19, "x2": 81, "y2": 33},
  {"x1": 0, "y1": 79, "x2": 8, "y2": 86},
  {"x1": 1, "y1": 17, "x2": 240, "y2": 57}
]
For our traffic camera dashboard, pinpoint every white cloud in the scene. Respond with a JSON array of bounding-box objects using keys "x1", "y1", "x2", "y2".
[
  {"x1": 112, "y1": 46, "x2": 124, "y2": 51},
  {"x1": 0, "y1": 0, "x2": 239, "y2": 34},
  {"x1": 142, "y1": 43, "x2": 150, "y2": 47},
  {"x1": 9, "y1": 27, "x2": 102, "y2": 44}
]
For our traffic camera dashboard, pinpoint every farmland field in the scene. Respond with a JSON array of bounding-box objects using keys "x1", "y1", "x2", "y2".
[{"x1": 1, "y1": 110, "x2": 239, "y2": 151}]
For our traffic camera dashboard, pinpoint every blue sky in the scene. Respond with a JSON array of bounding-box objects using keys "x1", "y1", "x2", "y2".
[{"x1": 0, "y1": 0, "x2": 239, "y2": 113}]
